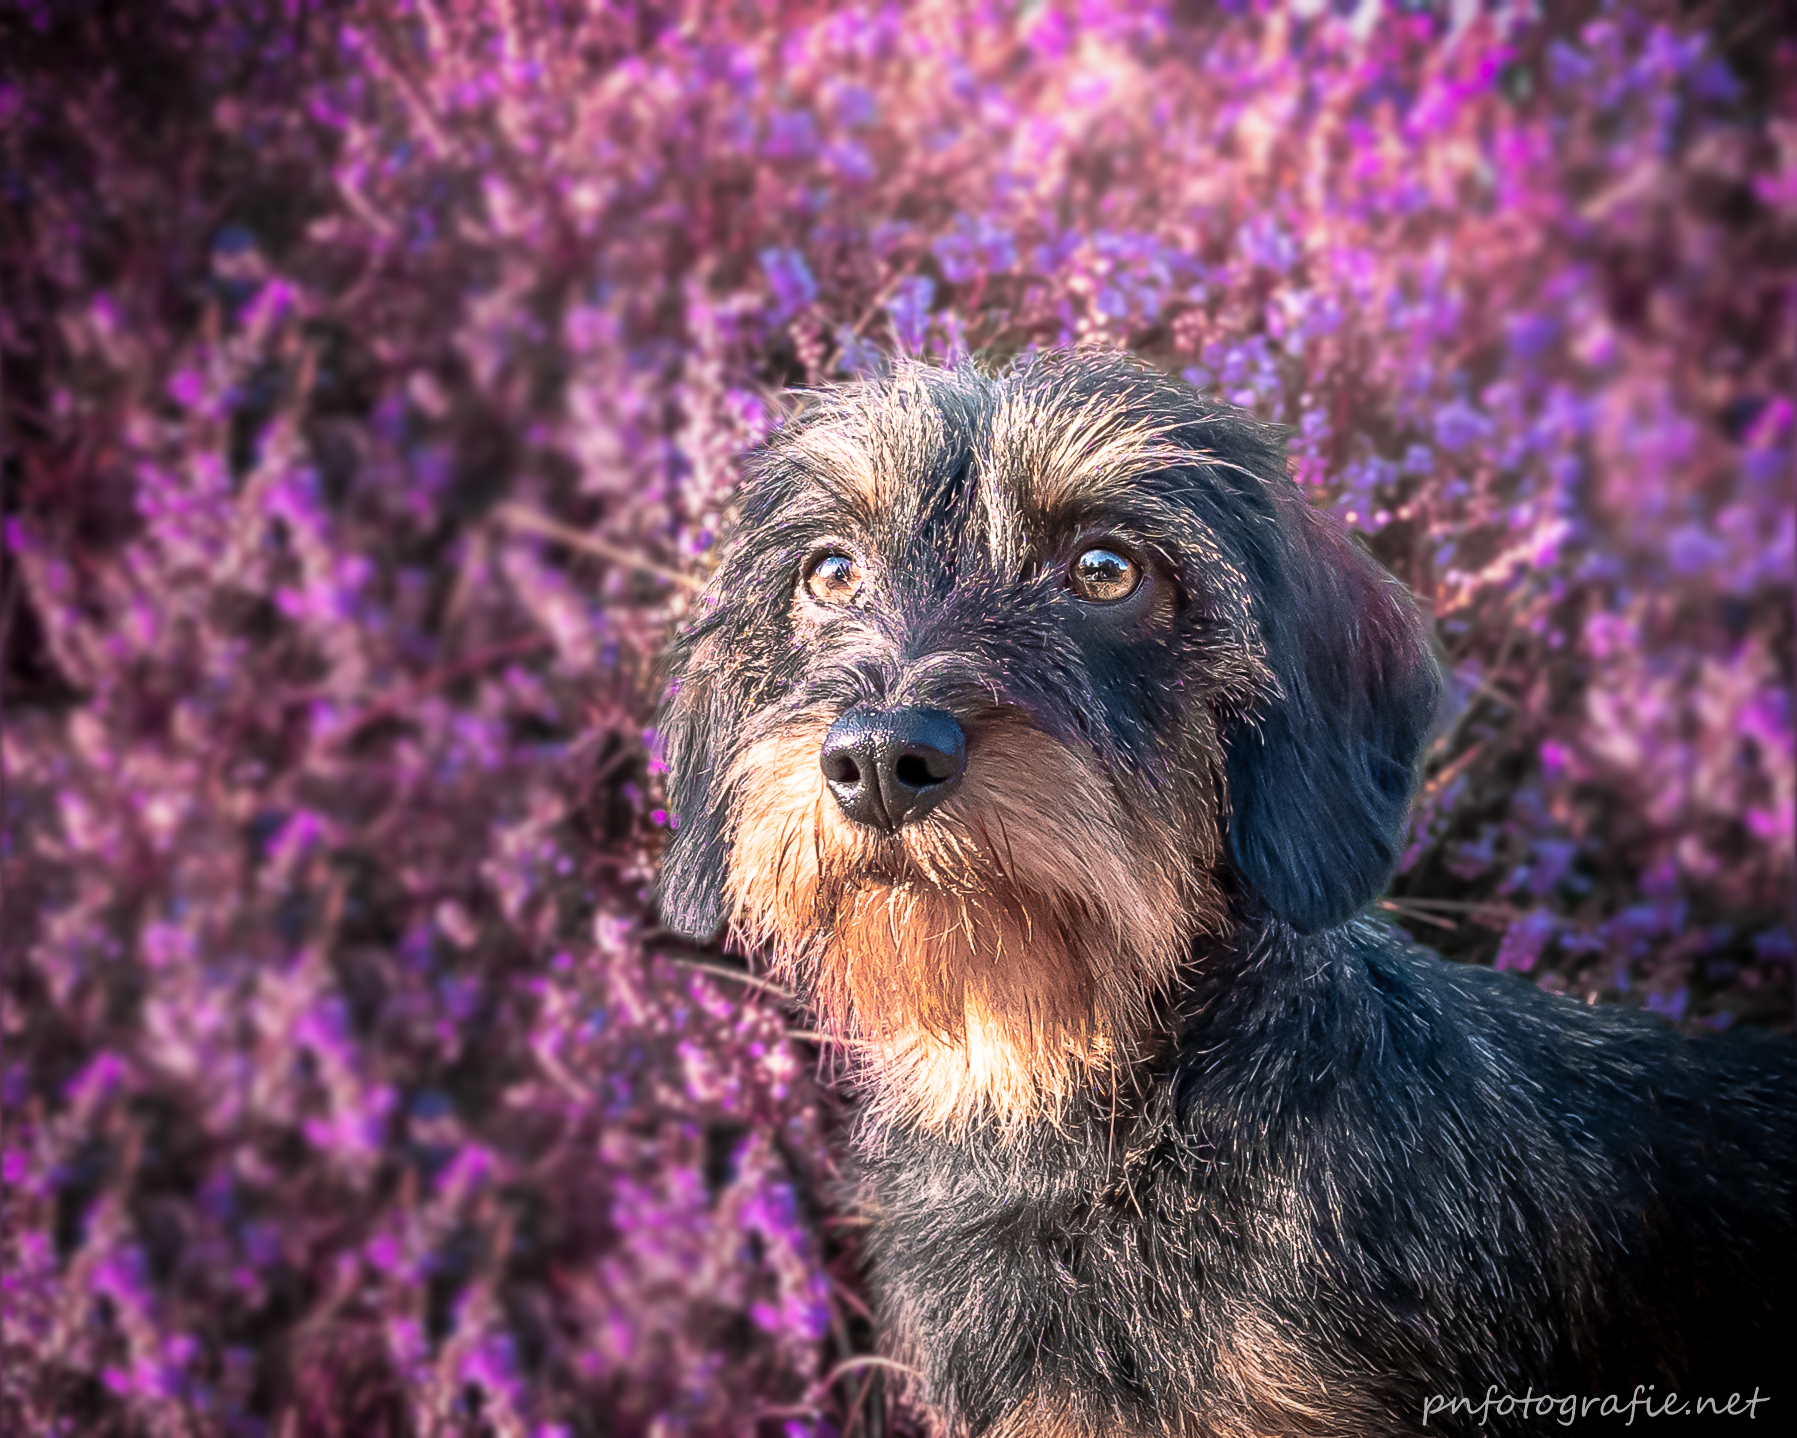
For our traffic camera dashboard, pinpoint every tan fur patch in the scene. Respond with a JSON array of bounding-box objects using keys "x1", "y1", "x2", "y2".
[
  {"x1": 723, "y1": 711, "x2": 1223, "y2": 1134},
  {"x1": 783, "y1": 366, "x2": 951, "y2": 513},
  {"x1": 784, "y1": 421, "x2": 882, "y2": 510},
  {"x1": 986, "y1": 383, "x2": 1193, "y2": 518},
  {"x1": 1207, "y1": 1313, "x2": 1338, "y2": 1437},
  {"x1": 986, "y1": 1396, "x2": 1125, "y2": 1438},
  {"x1": 989, "y1": 1325, "x2": 1342, "y2": 1438}
]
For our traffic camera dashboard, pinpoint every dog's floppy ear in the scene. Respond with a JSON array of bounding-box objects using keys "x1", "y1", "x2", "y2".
[
  {"x1": 1223, "y1": 499, "x2": 1441, "y2": 934},
  {"x1": 654, "y1": 660, "x2": 733, "y2": 940}
]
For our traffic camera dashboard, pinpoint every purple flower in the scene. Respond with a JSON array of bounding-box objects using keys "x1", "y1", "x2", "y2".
[
  {"x1": 1433, "y1": 399, "x2": 1492, "y2": 452},
  {"x1": 932, "y1": 215, "x2": 1017, "y2": 284},
  {"x1": 760, "y1": 247, "x2": 818, "y2": 321},
  {"x1": 763, "y1": 109, "x2": 819, "y2": 160},
  {"x1": 885, "y1": 275, "x2": 935, "y2": 353},
  {"x1": 1496, "y1": 911, "x2": 1559, "y2": 973}
]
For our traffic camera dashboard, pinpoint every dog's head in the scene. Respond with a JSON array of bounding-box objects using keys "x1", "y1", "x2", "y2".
[{"x1": 657, "y1": 352, "x2": 1439, "y2": 1130}]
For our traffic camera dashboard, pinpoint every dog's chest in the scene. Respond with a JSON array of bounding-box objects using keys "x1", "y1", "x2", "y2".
[
  {"x1": 859, "y1": 1116, "x2": 1263, "y2": 1431},
  {"x1": 855, "y1": 1105, "x2": 1438, "y2": 1438}
]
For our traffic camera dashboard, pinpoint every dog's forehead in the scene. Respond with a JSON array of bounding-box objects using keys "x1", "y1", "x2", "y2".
[{"x1": 773, "y1": 369, "x2": 1192, "y2": 573}]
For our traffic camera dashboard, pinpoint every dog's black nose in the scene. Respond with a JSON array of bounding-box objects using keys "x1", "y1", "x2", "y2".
[{"x1": 821, "y1": 706, "x2": 967, "y2": 830}]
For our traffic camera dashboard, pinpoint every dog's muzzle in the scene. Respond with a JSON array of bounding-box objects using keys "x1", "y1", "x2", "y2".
[{"x1": 820, "y1": 706, "x2": 967, "y2": 831}]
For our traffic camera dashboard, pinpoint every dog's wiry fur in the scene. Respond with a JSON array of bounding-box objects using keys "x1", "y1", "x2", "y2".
[
  {"x1": 657, "y1": 351, "x2": 1794, "y2": 1435},
  {"x1": 725, "y1": 707, "x2": 1206, "y2": 1130}
]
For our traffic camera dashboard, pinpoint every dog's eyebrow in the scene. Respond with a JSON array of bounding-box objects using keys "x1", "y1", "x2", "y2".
[
  {"x1": 977, "y1": 384, "x2": 1195, "y2": 564},
  {"x1": 778, "y1": 421, "x2": 882, "y2": 512},
  {"x1": 771, "y1": 367, "x2": 958, "y2": 523}
]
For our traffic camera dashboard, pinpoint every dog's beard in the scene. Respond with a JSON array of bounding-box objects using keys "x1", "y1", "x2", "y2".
[{"x1": 722, "y1": 711, "x2": 1222, "y2": 1133}]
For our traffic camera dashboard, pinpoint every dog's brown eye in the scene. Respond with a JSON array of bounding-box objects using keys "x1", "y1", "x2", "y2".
[
  {"x1": 1069, "y1": 547, "x2": 1141, "y2": 603},
  {"x1": 804, "y1": 552, "x2": 862, "y2": 605}
]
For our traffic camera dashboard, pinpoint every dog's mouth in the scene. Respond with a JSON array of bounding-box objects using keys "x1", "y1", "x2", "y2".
[{"x1": 718, "y1": 708, "x2": 1221, "y2": 1131}]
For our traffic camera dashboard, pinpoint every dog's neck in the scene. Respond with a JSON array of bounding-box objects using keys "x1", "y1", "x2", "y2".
[
  {"x1": 845, "y1": 908, "x2": 1342, "y2": 1145},
  {"x1": 823, "y1": 922, "x2": 1226, "y2": 1143},
  {"x1": 849, "y1": 991, "x2": 1180, "y2": 1141}
]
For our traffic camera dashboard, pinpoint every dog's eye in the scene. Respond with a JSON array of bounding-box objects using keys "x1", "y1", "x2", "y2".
[
  {"x1": 804, "y1": 552, "x2": 863, "y2": 605},
  {"x1": 1069, "y1": 547, "x2": 1141, "y2": 603}
]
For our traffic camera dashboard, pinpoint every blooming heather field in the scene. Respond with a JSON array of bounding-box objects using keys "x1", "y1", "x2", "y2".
[{"x1": 2, "y1": 1, "x2": 1792, "y2": 1433}]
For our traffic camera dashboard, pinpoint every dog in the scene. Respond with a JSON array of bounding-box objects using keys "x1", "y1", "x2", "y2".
[{"x1": 655, "y1": 350, "x2": 1794, "y2": 1436}]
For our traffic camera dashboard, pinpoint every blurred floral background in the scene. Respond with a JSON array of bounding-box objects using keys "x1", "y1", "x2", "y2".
[{"x1": 2, "y1": 0, "x2": 1792, "y2": 1433}]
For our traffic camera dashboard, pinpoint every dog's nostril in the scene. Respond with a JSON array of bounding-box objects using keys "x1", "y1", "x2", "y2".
[
  {"x1": 821, "y1": 721, "x2": 886, "y2": 830},
  {"x1": 820, "y1": 705, "x2": 967, "y2": 830},
  {"x1": 876, "y1": 714, "x2": 965, "y2": 825},
  {"x1": 894, "y1": 753, "x2": 936, "y2": 789},
  {"x1": 823, "y1": 753, "x2": 862, "y2": 786}
]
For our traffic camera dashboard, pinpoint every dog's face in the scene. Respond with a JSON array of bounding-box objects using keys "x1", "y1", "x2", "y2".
[{"x1": 658, "y1": 353, "x2": 1439, "y2": 1132}]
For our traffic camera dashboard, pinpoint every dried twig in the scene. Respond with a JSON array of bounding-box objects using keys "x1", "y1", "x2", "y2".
[{"x1": 494, "y1": 503, "x2": 700, "y2": 592}]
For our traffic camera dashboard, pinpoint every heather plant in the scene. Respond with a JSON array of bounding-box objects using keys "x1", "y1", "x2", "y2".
[{"x1": 2, "y1": 1, "x2": 1791, "y2": 1434}]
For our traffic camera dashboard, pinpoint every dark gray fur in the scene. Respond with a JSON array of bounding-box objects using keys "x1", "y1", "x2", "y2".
[{"x1": 867, "y1": 912, "x2": 1793, "y2": 1434}]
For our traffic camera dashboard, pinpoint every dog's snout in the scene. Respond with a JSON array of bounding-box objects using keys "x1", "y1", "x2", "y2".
[{"x1": 821, "y1": 706, "x2": 967, "y2": 830}]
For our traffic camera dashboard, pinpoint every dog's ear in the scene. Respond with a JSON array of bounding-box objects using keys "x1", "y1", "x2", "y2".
[
  {"x1": 654, "y1": 663, "x2": 733, "y2": 940},
  {"x1": 1223, "y1": 500, "x2": 1441, "y2": 934}
]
